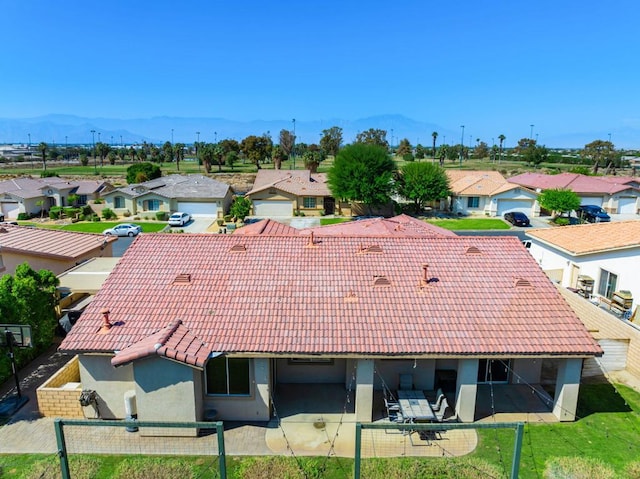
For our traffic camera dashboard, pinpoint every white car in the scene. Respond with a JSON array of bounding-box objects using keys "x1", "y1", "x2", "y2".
[
  {"x1": 102, "y1": 223, "x2": 142, "y2": 237},
  {"x1": 168, "y1": 212, "x2": 191, "y2": 226}
]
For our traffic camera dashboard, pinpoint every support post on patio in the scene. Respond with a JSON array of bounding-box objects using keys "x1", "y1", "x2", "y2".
[
  {"x1": 354, "y1": 423, "x2": 362, "y2": 479},
  {"x1": 455, "y1": 359, "x2": 479, "y2": 422},
  {"x1": 54, "y1": 419, "x2": 71, "y2": 479},
  {"x1": 510, "y1": 422, "x2": 524, "y2": 479},
  {"x1": 216, "y1": 421, "x2": 227, "y2": 479},
  {"x1": 553, "y1": 358, "x2": 582, "y2": 421},
  {"x1": 355, "y1": 359, "x2": 374, "y2": 422}
]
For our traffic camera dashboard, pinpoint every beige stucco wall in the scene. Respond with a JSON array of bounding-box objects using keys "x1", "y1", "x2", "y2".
[
  {"x1": 455, "y1": 359, "x2": 478, "y2": 422},
  {"x1": 373, "y1": 359, "x2": 436, "y2": 391},
  {"x1": 78, "y1": 354, "x2": 134, "y2": 419},
  {"x1": 202, "y1": 358, "x2": 271, "y2": 421}
]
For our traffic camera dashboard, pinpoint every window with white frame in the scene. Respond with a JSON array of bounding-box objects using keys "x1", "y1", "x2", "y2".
[
  {"x1": 598, "y1": 268, "x2": 618, "y2": 299},
  {"x1": 114, "y1": 196, "x2": 125, "y2": 208},
  {"x1": 303, "y1": 197, "x2": 316, "y2": 208},
  {"x1": 467, "y1": 197, "x2": 480, "y2": 208},
  {"x1": 144, "y1": 199, "x2": 161, "y2": 211},
  {"x1": 205, "y1": 356, "x2": 251, "y2": 396}
]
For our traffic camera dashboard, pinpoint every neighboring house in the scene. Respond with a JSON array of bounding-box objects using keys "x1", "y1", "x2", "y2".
[
  {"x1": 300, "y1": 214, "x2": 458, "y2": 237},
  {"x1": 0, "y1": 224, "x2": 117, "y2": 276},
  {"x1": 233, "y1": 218, "x2": 299, "y2": 236},
  {"x1": 446, "y1": 170, "x2": 540, "y2": 217},
  {"x1": 0, "y1": 177, "x2": 112, "y2": 219},
  {"x1": 246, "y1": 170, "x2": 335, "y2": 217},
  {"x1": 508, "y1": 172, "x2": 640, "y2": 215},
  {"x1": 526, "y1": 221, "x2": 640, "y2": 310},
  {"x1": 101, "y1": 174, "x2": 233, "y2": 219},
  {"x1": 59, "y1": 234, "x2": 600, "y2": 432}
]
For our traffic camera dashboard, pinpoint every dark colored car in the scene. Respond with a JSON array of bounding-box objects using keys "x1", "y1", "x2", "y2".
[
  {"x1": 504, "y1": 211, "x2": 530, "y2": 227},
  {"x1": 576, "y1": 205, "x2": 611, "y2": 223}
]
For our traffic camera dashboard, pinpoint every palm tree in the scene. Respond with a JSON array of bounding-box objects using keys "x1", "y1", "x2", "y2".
[
  {"x1": 498, "y1": 134, "x2": 506, "y2": 164},
  {"x1": 129, "y1": 146, "x2": 137, "y2": 163},
  {"x1": 174, "y1": 143, "x2": 185, "y2": 171},
  {"x1": 38, "y1": 142, "x2": 47, "y2": 171},
  {"x1": 431, "y1": 132, "x2": 438, "y2": 161}
]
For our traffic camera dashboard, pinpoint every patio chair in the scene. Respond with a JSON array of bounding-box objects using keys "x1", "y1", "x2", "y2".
[
  {"x1": 434, "y1": 398, "x2": 451, "y2": 422},
  {"x1": 431, "y1": 389, "x2": 446, "y2": 412},
  {"x1": 399, "y1": 373, "x2": 413, "y2": 391}
]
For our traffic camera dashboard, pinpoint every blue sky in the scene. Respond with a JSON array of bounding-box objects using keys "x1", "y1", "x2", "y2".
[{"x1": 2, "y1": 0, "x2": 640, "y2": 147}]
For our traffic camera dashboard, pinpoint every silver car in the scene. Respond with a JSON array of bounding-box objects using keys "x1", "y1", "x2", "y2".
[
  {"x1": 102, "y1": 223, "x2": 142, "y2": 237},
  {"x1": 168, "y1": 212, "x2": 191, "y2": 226}
]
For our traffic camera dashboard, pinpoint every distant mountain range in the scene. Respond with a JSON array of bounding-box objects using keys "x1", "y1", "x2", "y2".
[{"x1": 0, "y1": 114, "x2": 636, "y2": 149}]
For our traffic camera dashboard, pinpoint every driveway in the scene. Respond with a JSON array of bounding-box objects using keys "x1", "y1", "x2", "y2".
[{"x1": 169, "y1": 216, "x2": 215, "y2": 233}]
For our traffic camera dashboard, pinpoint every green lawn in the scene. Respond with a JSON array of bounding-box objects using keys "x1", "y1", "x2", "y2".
[
  {"x1": 3, "y1": 382, "x2": 640, "y2": 478},
  {"x1": 320, "y1": 217, "x2": 352, "y2": 226},
  {"x1": 427, "y1": 218, "x2": 511, "y2": 230},
  {"x1": 20, "y1": 221, "x2": 168, "y2": 234}
]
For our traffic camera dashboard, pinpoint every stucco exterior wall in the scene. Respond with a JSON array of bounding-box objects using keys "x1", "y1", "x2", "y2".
[
  {"x1": 276, "y1": 358, "x2": 347, "y2": 383},
  {"x1": 103, "y1": 194, "x2": 136, "y2": 215},
  {"x1": 373, "y1": 359, "x2": 435, "y2": 391},
  {"x1": 202, "y1": 358, "x2": 270, "y2": 421},
  {"x1": 511, "y1": 358, "x2": 543, "y2": 384},
  {"x1": 451, "y1": 196, "x2": 489, "y2": 216},
  {"x1": 3, "y1": 244, "x2": 114, "y2": 276},
  {"x1": 78, "y1": 355, "x2": 134, "y2": 419},
  {"x1": 529, "y1": 241, "x2": 640, "y2": 305}
]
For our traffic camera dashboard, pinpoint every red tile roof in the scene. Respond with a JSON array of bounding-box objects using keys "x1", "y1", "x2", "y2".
[
  {"x1": 233, "y1": 219, "x2": 299, "y2": 236},
  {"x1": 0, "y1": 224, "x2": 117, "y2": 259},
  {"x1": 246, "y1": 170, "x2": 331, "y2": 197},
  {"x1": 508, "y1": 172, "x2": 639, "y2": 195},
  {"x1": 111, "y1": 320, "x2": 210, "y2": 369},
  {"x1": 300, "y1": 214, "x2": 457, "y2": 237},
  {"x1": 60, "y1": 234, "x2": 600, "y2": 361}
]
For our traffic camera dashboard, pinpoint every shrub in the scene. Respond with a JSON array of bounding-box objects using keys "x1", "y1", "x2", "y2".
[
  {"x1": 79, "y1": 154, "x2": 89, "y2": 166},
  {"x1": 49, "y1": 207, "x2": 61, "y2": 220},
  {"x1": 544, "y1": 456, "x2": 615, "y2": 479},
  {"x1": 93, "y1": 198, "x2": 103, "y2": 204},
  {"x1": 229, "y1": 196, "x2": 252, "y2": 221},
  {"x1": 155, "y1": 211, "x2": 169, "y2": 221},
  {"x1": 217, "y1": 218, "x2": 224, "y2": 226},
  {"x1": 81, "y1": 205, "x2": 94, "y2": 216},
  {"x1": 299, "y1": 211, "x2": 305, "y2": 216},
  {"x1": 122, "y1": 210, "x2": 131, "y2": 217},
  {"x1": 102, "y1": 208, "x2": 117, "y2": 220},
  {"x1": 17, "y1": 212, "x2": 30, "y2": 220},
  {"x1": 223, "y1": 214, "x2": 232, "y2": 222},
  {"x1": 91, "y1": 215, "x2": 101, "y2": 222},
  {"x1": 63, "y1": 207, "x2": 80, "y2": 217},
  {"x1": 554, "y1": 217, "x2": 570, "y2": 226},
  {"x1": 40, "y1": 171, "x2": 59, "y2": 178},
  {"x1": 403, "y1": 153, "x2": 415, "y2": 162}
]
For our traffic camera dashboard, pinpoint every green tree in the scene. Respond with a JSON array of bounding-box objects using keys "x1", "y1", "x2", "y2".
[
  {"x1": 415, "y1": 144, "x2": 426, "y2": 160},
  {"x1": 396, "y1": 138, "x2": 412, "y2": 157},
  {"x1": 355, "y1": 128, "x2": 389, "y2": 149},
  {"x1": 107, "y1": 151, "x2": 117, "y2": 165},
  {"x1": 538, "y1": 188, "x2": 581, "y2": 218},
  {"x1": 581, "y1": 139, "x2": 616, "y2": 174},
  {"x1": 302, "y1": 145, "x2": 325, "y2": 173},
  {"x1": 431, "y1": 131, "x2": 438, "y2": 159},
  {"x1": 327, "y1": 143, "x2": 395, "y2": 214},
  {"x1": 498, "y1": 134, "x2": 506, "y2": 164},
  {"x1": 271, "y1": 144, "x2": 287, "y2": 170},
  {"x1": 0, "y1": 263, "x2": 59, "y2": 362},
  {"x1": 95, "y1": 142, "x2": 110, "y2": 167},
  {"x1": 473, "y1": 141, "x2": 489, "y2": 159},
  {"x1": 240, "y1": 135, "x2": 272, "y2": 169},
  {"x1": 200, "y1": 143, "x2": 215, "y2": 173},
  {"x1": 128, "y1": 146, "x2": 137, "y2": 163},
  {"x1": 279, "y1": 129, "x2": 295, "y2": 164},
  {"x1": 396, "y1": 162, "x2": 450, "y2": 213},
  {"x1": 230, "y1": 196, "x2": 252, "y2": 221},
  {"x1": 126, "y1": 162, "x2": 161, "y2": 184},
  {"x1": 162, "y1": 141, "x2": 173, "y2": 163},
  {"x1": 38, "y1": 142, "x2": 47, "y2": 171},
  {"x1": 173, "y1": 143, "x2": 185, "y2": 171},
  {"x1": 319, "y1": 126, "x2": 343, "y2": 158},
  {"x1": 216, "y1": 139, "x2": 240, "y2": 172}
]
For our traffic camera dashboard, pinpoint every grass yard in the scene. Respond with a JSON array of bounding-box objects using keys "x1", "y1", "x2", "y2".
[
  {"x1": 3, "y1": 382, "x2": 640, "y2": 478},
  {"x1": 320, "y1": 217, "x2": 352, "y2": 226},
  {"x1": 19, "y1": 221, "x2": 168, "y2": 234},
  {"x1": 427, "y1": 217, "x2": 511, "y2": 230}
]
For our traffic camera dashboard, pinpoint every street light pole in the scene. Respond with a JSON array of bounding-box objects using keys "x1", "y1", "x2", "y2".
[
  {"x1": 214, "y1": 131, "x2": 217, "y2": 143},
  {"x1": 530, "y1": 124, "x2": 534, "y2": 140},
  {"x1": 459, "y1": 125, "x2": 465, "y2": 167},
  {"x1": 195, "y1": 132, "x2": 201, "y2": 171},
  {"x1": 171, "y1": 129, "x2": 174, "y2": 144},
  {"x1": 65, "y1": 136, "x2": 68, "y2": 163},
  {"x1": 292, "y1": 118, "x2": 296, "y2": 170},
  {"x1": 90, "y1": 130, "x2": 96, "y2": 173}
]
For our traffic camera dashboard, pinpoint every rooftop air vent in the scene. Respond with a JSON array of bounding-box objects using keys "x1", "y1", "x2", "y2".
[
  {"x1": 344, "y1": 290, "x2": 358, "y2": 302},
  {"x1": 514, "y1": 278, "x2": 533, "y2": 288},
  {"x1": 0, "y1": 227, "x2": 8, "y2": 234},
  {"x1": 229, "y1": 244, "x2": 247, "y2": 253},
  {"x1": 373, "y1": 275, "x2": 391, "y2": 287},
  {"x1": 173, "y1": 273, "x2": 192, "y2": 285},
  {"x1": 358, "y1": 244, "x2": 383, "y2": 254},
  {"x1": 465, "y1": 246, "x2": 483, "y2": 255}
]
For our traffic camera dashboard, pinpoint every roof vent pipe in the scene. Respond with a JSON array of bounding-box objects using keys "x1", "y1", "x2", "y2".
[
  {"x1": 100, "y1": 308, "x2": 112, "y2": 329},
  {"x1": 422, "y1": 264, "x2": 429, "y2": 282}
]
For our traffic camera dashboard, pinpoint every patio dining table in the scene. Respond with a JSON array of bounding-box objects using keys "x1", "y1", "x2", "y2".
[{"x1": 397, "y1": 390, "x2": 436, "y2": 422}]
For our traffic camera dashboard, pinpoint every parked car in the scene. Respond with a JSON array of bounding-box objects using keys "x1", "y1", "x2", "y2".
[
  {"x1": 168, "y1": 212, "x2": 191, "y2": 226},
  {"x1": 504, "y1": 211, "x2": 530, "y2": 227},
  {"x1": 576, "y1": 205, "x2": 611, "y2": 223},
  {"x1": 102, "y1": 223, "x2": 142, "y2": 237}
]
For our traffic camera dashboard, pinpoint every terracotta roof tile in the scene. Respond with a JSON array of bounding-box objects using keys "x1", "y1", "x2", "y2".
[
  {"x1": 60, "y1": 234, "x2": 600, "y2": 359},
  {"x1": 509, "y1": 172, "x2": 639, "y2": 195},
  {"x1": 527, "y1": 220, "x2": 640, "y2": 255},
  {"x1": 300, "y1": 214, "x2": 457, "y2": 238},
  {"x1": 233, "y1": 219, "x2": 299, "y2": 235},
  {"x1": 0, "y1": 225, "x2": 117, "y2": 259},
  {"x1": 247, "y1": 170, "x2": 331, "y2": 196}
]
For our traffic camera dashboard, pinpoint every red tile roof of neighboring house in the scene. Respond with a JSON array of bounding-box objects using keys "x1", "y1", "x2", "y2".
[
  {"x1": 60, "y1": 234, "x2": 601, "y2": 362},
  {"x1": 0, "y1": 225, "x2": 117, "y2": 260},
  {"x1": 246, "y1": 170, "x2": 331, "y2": 197},
  {"x1": 300, "y1": 214, "x2": 457, "y2": 237},
  {"x1": 508, "y1": 172, "x2": 638, "y2": 195},
  {"x1": 111, "y1": 320, "x2": 210, "y2": 369},
  {"x1": 233, "y1": 219, "x2": 299, "y2": 236},
  {"x1": 527, "y1": 220, "x2": 640, "y2": 255}
]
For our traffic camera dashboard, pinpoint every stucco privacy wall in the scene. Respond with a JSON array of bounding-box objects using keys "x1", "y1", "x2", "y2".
[
  {"x1": 559, "y1": 287, "x2": 640, "y2": 378},
  {"x1": 37, "y1": 356, "x2": 83, "y2": 418},
  {"x1": 78, "y1": 355, "x2": 134, "y2": 419}
]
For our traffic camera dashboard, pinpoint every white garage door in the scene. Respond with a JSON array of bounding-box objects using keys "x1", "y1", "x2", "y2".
[
  {"x1": 496, "y1": 199, "x2": 532, "y2": 216},
  {"x1": 176, "y1": 202, "x2": 218, "y2": 217},
  {"x1": 619, "y1": 197, "x2": 637, "y2": 214},
  {"x1": 582, "y1": 339, "x2": 629, "y2": 377},
  {"x1": 580, "y1": 196, "x2": 603, "y2": 207},
  {"x1": 253, "y1": 200, "x2": 293, "y2": 217},
  {"x1": 1, "y1": 202, "x2": 20, "y2": 219}
]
